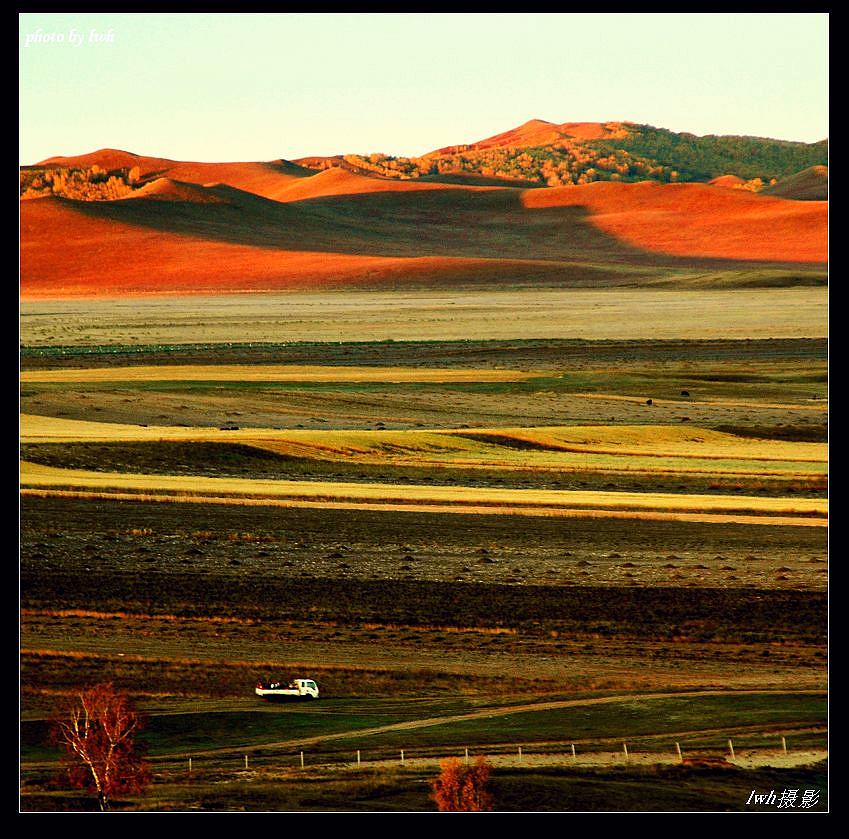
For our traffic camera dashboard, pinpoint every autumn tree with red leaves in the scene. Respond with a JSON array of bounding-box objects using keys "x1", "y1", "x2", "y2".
[
  {"x1": 431, "y1": 755, "x2": 494, "y2": 811},
  {"x1": 50, "y1": 682, "x2": 151, "y2": 811}
]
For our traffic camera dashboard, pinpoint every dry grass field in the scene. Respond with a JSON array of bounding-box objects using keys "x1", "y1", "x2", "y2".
[
  {"x1": 19, "y1": 407, "x2": 827, "y2": 528},
  {"x1": 16, "y1": 103, "x2": 832, "y2": 812},
  {"x1": 19, "y1": 414, "x2": 827, "y2": 469},
  {"x1": 19, "y1": 291, "x2": 827, "y2": 810},
  {"x1": 20, "y1": 364, "x2": 538, "y2": 384},
  {"x1": 20, "y1": 288, "x2": 827, "y2": 344},
  {"x1": 18, "y1": 108, "x2": 829, "y2": 809}
]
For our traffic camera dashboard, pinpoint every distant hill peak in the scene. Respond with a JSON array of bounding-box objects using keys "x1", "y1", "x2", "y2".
[
  {"x1": 517, "y1": 118, "x2": 557, "y2": 129},
  {"x1": 37, "y1": 148, "x2": 173, "y2": 172},
  {"x1": 38, "y1": 146, "x2": 136, "y2": 164},
  {"x1": 429, "y1": 118, "x2": 631, "y2": 156}
]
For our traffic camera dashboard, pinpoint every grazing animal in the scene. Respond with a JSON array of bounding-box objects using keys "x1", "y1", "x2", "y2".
[
  {"x1": 645, "y1": 399, "x2": 653, "y2": 406},
  {"x1": 681, "y1": 390, "x2": 690, "y2": 397}
]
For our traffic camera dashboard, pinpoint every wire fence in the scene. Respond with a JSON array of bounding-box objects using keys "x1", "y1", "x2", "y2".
[{"x1": 161, "y1": 733, "x2": 826, "y2": 778}]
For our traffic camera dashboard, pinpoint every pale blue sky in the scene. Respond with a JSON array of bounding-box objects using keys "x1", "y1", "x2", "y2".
[{"x1": 19, "y1": 12, "x2": 829, "y2": 165}]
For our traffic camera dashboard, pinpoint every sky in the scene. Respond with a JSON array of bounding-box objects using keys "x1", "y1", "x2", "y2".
[{"x1": 19, "y1": 12, "x2": 829, "y2": 165}]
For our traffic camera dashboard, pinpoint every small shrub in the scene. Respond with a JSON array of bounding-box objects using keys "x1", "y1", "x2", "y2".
[{"x1": 431, "y1": 756, "x2": 494, "y2": 812}]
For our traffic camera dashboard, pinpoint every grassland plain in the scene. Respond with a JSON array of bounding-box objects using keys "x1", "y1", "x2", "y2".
[
  {"x1": 20, "y1": 288, "x2": 827, "y2": 346},
  {"x1": 19, "y1": 324, "x2": 827, "y2": 810}
]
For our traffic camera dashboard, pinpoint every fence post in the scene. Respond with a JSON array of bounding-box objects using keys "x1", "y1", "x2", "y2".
[
  {"x1": 465, "y1": 747, "x2": 469, "y2": 765},
  {"x1": 728, "y1": 739, "x2": 735, "y2": 760},
  {"x1": 357, "y1": 749, "x2": 361, "y2": 768},
  {"x1": 245, "y1": 754, "x2": 249, "y2": 770},
  {"x1": 675, "y1": 742, "x2": 682, "y2": 762},
  {"x1": 781, "y1": 736, "x2": 787, "y2": 754},
  {"x1": 300, "y1": 751, "x2": 305, "y2": 769},
  {"x1": 623, "y1": 742, "x2": 629, "y2": 761},
  {"x1": 401, "y1": 749, "x2": 405, "y2": 766},
  {"x1": 518, "y1": 745, "x2": 522, "y2": 761},
  {"x1": 188, "y1": 757, "x2": 192, "y2": 773},
  {"x1": 571, "y1": 743, "x2": 576, "y2": 759}
]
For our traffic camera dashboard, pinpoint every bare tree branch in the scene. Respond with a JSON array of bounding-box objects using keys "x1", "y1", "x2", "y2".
[{"x1": 50, "y1": 682, "x2": 151, "y2": 811}]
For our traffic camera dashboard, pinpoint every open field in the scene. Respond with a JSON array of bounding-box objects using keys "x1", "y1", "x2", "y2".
[
  {"x1": 21, "y1": 494, "x2": 828, "y2": 690},
  {"x1": 20, "y1": 421, "x2": 826, "y2": 501},
  {"x1": 19, "y1": 320, "x2": 827, "y2": 810},
  {"x1": 19, "y1": 462, "x2": 827, "y2": 526},
  {"x1": 20, "y1": 371, "x2": 827, "y2": 438},
  {"x1": 20, "y1": 364, "x2": 539, "y2": 384},
  {"x1": 19, "y1": 408, "x2": 828, "y2": 526},
  {"x1": 19, "y1": 414, "x2": 828, "y2": 468},
  {"x1": 20, "y1": 348, "x2": 828, "y2": 523},
  {"x1": 19, "y1": 440, "x2": 826, "y2": 501},
  {"x1": 21, "y1": 492, "x2": 828, "y2": 592},
  {"x1": 21, "y1": 681, "x2": 827, "y2": 810},
  {"x1": 22, "y1": 691, "x2": 825, "y2": 762},
  {"x1": 20, "y1": 288, "x2": 827, "y2": 344},
  {"x1": 19, "y1": 107, "x2": 829, "y2": 810},
  {"x1": 21, "y1": 749, "x2": 828, "y2": 812}
]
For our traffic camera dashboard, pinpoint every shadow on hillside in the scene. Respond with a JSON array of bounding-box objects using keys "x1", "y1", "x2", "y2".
[{"x1": 63, "y1": 185, "x2": 821, "y2": 277}]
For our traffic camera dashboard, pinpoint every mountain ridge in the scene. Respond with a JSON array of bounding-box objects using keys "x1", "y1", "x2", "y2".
[
  {"x1": 24, "y1": 119, "x2": 828, "y2": 191},
  {"x1": 19, "y1": 118, "x2": 828, "y2": 299}
]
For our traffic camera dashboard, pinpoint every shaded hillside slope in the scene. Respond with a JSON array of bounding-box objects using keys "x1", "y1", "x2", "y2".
[
  {"x1": 522, "y1": 181, "x2": 826, "y2": 263},
  {"x1": 21, "y1": 173, "x2": 826, "y2": 298},
  {"x1": 762, "y1": 166, "x2": 828, "y2": 201}
]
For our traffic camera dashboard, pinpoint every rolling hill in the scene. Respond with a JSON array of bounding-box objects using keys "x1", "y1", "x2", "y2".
[
  {"x1": 430, "y1": 118, "x2": 633, "y2": 154},
  {"x1": 19, "y1": 121, "x2": 828, "y2": 298},
  {"x1": 22, "y1": 149, "x2": 317, "y2": 202},
  {"x1": 762, "y1": 166, "x2": 829, "y2": 201},
  {"x1": 331, "y1": 120, "x2": 828, "y2": 187}
]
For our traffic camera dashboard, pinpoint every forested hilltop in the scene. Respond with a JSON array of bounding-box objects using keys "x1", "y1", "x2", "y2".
[
  {"x1": 304, "y1": 120, "x2": 828, "y2": 189},
  {"x1": 21, "y1": 120, "x2": 828, "y2": 200}
]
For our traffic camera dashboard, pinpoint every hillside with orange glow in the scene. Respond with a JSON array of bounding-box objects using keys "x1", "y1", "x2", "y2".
[
  {"x1": 20, "y1": 121, "x2": 828, "y2": 299},
  {"x1": 521, "y1": 181, "x2": 826, "y2": 263},
  {"x1": 430, "y1": 118, "x2": 632, "y2": 154}
]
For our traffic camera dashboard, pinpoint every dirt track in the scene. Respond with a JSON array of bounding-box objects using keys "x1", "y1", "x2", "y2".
[{"x1": 168, "y1": 688, "x2": 826, "y2": 760}]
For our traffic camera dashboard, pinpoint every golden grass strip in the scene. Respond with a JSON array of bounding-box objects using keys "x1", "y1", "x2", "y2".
[
  {"x1": 20, "y1": 488, "x2": 826, "y2": 528},
  {"x1": 21, "y1": 485, "x2": 826, "y2": 519},
  {"x1": 19, "y1": 460, "x2": 827, "y2": 515},
  {"x1": 250, "y1": 444, "x2": 822, "y2": 480},
  {"x1": 20, "y1": 415, "x2": 826, "y2": 471},
  {"x1": 20, "y1": 364, "x2": 536, "y2": 384},
  {"x1": 447, "y1": 426, "x2": 826, "y2": 463}
]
